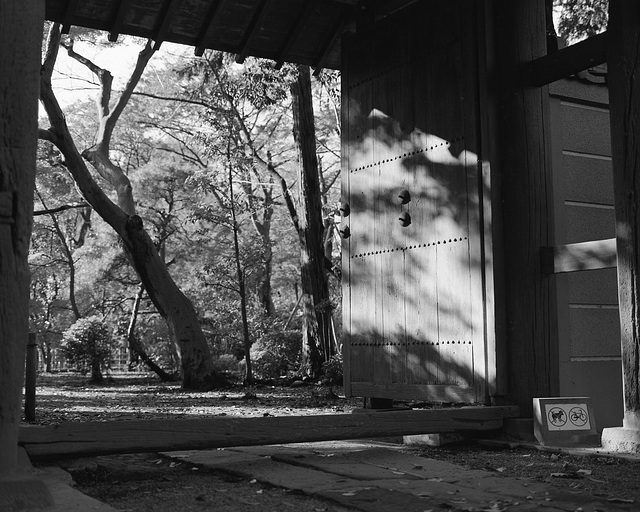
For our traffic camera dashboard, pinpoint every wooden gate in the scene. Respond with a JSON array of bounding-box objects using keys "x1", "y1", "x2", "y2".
[{"x1": 341, "y1": 1, "x2": 493, "y2": 404}]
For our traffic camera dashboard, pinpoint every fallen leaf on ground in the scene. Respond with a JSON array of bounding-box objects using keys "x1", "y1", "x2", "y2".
[
  {"x1": 608, "y1": 497, "x2": 635, "y2": 504},
  {"x1": 550, "y1": 472, "x2": 582, "y2": 479}
]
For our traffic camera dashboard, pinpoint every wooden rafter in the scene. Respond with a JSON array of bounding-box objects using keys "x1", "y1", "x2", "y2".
[
  {"x1": 194, "y1": 0, "x2": 223, "y2": 57},
  {"x1": 528, "y1": 32, "x2": 608, "y2": 87},
  {"x1": 153, "y1": 0, "x2": 183, "y2": 51},
  {"x1": 61, "y1": 0, "x2": 81, "y2": 34},
  {"x1": 313, "y1": 11, "x2": 345, "y2": 75},
  {"x1": 274, "y1": 1, "x2": 317, "y2": 69},
  {"x1": 235, "y1": 0, "x2": 272, "y2": 64},
  {"x1": 108, "y1": 0, "x2": 131, "y2": 42}
]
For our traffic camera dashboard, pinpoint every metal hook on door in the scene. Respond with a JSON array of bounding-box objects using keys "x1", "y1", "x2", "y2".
[
  {"x1": 397, "y1": 189, "x2": 411, "y2": 205},
  {"x1": 399, "y1": 212, "x2": 412, "y2": 227}
]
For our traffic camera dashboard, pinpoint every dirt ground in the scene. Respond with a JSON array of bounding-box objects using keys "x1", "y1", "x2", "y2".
[
  {"x1": 26, "y1": 373, "x2": 640, "y2": 511},
  {"x1": 60, "y1": 452, "x2": 359, "y2": 512}
]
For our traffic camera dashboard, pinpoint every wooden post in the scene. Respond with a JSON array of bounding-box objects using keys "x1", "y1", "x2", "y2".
[
  {"x1": 601, "y1": 0, "x2": 640, "y2": 452},
  {"x1": 491, "y1": 0, "x2": 556, "y2": 416},
  {"x1": 24, "y1": 334, "x2": 38, "y2": 422},
  {"x1": 0, "y1": 0, "x2": 44, "y2": 481}
]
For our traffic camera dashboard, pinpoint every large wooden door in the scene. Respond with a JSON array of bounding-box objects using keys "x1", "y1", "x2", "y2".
[{"x1": 341, "y1": 1, "x2": 491, "y2": 403}]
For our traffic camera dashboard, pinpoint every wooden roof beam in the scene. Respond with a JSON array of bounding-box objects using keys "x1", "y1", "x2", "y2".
[
  {"x1": 108, "y1": 0, "x2": 131, "y2": 42},
  {"x1": 313, "y1": 13, "x2": 345, "y2": 75},
  {"x1": 235, "y1": 0, "x2": 272, "y2": 64},
  {"x1": 61, "y1": 0, "x2": 81, "y2": 34},
  {"x1": 153, "y1": 0, "x2": 183, "y2": 50},
  {"x1": 528, "y1": 31, "x2": 607, "y2": 87},
  {"x1": 274, "y1": 2, "x2": 317, "y2": 70},
  {"x1": 194, "y1": 0, "x2": 223, "y2": 57}
]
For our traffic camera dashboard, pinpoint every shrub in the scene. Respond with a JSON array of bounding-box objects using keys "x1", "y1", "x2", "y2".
[
  {"x1": 322, "y1": 353, "x2": 343, "y2": 385},
  {"x1": 250, "y1": 330, "x2": 301, "y2": 380},
  {"x1": 61, "y1": 317, "x2": 112, "y2": 382}
]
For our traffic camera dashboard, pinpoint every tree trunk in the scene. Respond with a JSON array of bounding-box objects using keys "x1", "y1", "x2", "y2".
[
  {"x1": 255, "y1": 224, "x2": 276, "y2": 316},
  {"x1": 0, "y1": 0, "x2": 43, "y2": 477},
  {"x1": 228, "y1": 163, "x2": 253, "y2": 383},
  {"x1": 290, "y1": 65, "x2": 332, "y2": 378},
  {"x1": 124, "y1": 215, "x2": 223, "y2": 389},
  {"x1": 90, "y1": 360, "x2": 103, "y2": 383},
  {"x1": 127, "y1": 284, "x2": 177, "y2": 381}
]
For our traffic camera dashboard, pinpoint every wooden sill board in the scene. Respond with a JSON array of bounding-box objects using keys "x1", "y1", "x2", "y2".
[{"x1": 20, "y1": 406, "x2": 519, "y2": 461}]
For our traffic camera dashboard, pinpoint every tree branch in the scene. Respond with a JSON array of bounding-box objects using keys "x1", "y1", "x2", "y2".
[
  {"x1": 33, "y1": 202, "x2": 91, "y2": 216},
  {"x1": 39, "y1": 23, "x2": 128, "y2": 232},
  {"x1": 105, "y1": 40, "x2": 156, "y2": 145},
  {"x1": 132, "y1": 90, "x2": 216, "y2": 110},
  {"x1": 61, "y1": 39, "x2": 112, "y2": 119}
]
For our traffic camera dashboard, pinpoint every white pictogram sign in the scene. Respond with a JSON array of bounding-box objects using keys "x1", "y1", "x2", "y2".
[{"x1": 545, "y1": 403, "x2": 591, "y2": 431}]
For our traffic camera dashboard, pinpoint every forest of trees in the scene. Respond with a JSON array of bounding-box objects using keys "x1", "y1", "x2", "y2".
[
  {"x1": 30, "y1": 1, "x2": 606, "y2": 390},
  {"x1": 33, "y1": 23, "x2": 341, "y2": 388}
]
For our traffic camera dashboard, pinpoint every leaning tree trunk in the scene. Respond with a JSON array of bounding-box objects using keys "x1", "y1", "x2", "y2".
[
  {"x1": 0, "y1": 0, "x2": 43, "y2": 477},
  {"x1": 39, "y1": 24, "x2": 223, "y2": 390},
  {"x1": 127, "y1": 284, "x2": 177, "y2": 381},
  {"x1": 291, "y1": 65, "x2": 333, "y2": 378}
]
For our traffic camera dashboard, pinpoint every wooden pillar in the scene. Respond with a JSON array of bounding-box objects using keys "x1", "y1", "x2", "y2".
[
  {"x1": 24, "y1": 334, "x2": 38, "y2": 422},
  {"x1": 491, "y1": 0, "x2": 556, "y2": 416},
  {"x1": 0, "y1": 0, "x2": 44, "y2": 476},
  {"x1": 602, "y1": 0, "x2": 640, "y2": 452}
]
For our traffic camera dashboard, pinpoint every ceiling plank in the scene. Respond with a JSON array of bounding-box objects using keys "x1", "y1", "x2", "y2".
[
  {"x1": 153, "y1": 0, "x2": 184, "y2": 50},
  {"x1": 109, "y1": 0, "x2": 131, "y2": 42},
  {"x1": 194, "y1": 0, "x2": 224, "y2": 57},
  {"x1": 235, "y1": 0, "x2": 272, "y2": 64},
  {"x1": 275, "y1": 2, "x2": 317, "y2": 69},
  {"x1": 61, "y1": 0, "x2": 82, "y2": 34}
]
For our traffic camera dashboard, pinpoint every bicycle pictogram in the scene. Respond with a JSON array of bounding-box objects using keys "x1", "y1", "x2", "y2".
[{"x1": 569, "y1": 406, "x2": 588, "y2": 427}]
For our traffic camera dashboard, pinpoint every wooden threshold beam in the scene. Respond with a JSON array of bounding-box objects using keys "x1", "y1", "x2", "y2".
[
  {"x1": 528, "y1": 31, "x2": 608, "y2": 87},
  {"x1": 194, "y1": 0, "x2": 223, "y2": 57},
  {"x1": 541, "y1": 238, "x2": 617, "y2": 275},
  {"x1": 19, "y1": 406, "x2": 518, "y2": 461}
]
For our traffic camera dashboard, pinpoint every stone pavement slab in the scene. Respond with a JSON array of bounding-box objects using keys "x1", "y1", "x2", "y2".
[
  {"x1": 3, "y1": 448, "x2": 118, "y2": 512},
  {"x1": 165, "y1": 441, "x2": 638, "y2": 512}
]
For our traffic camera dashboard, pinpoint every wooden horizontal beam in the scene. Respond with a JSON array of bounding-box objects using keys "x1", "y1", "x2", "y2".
[
  {"x1": 528, "y1": 31, "x2": 608, "y2": 87},
  {"x1": 541, "y1": 238, "x2": 617, "y2": 274},
  {"x1": 19, "y1": 406, "x2": 518, "y2": 461}
]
